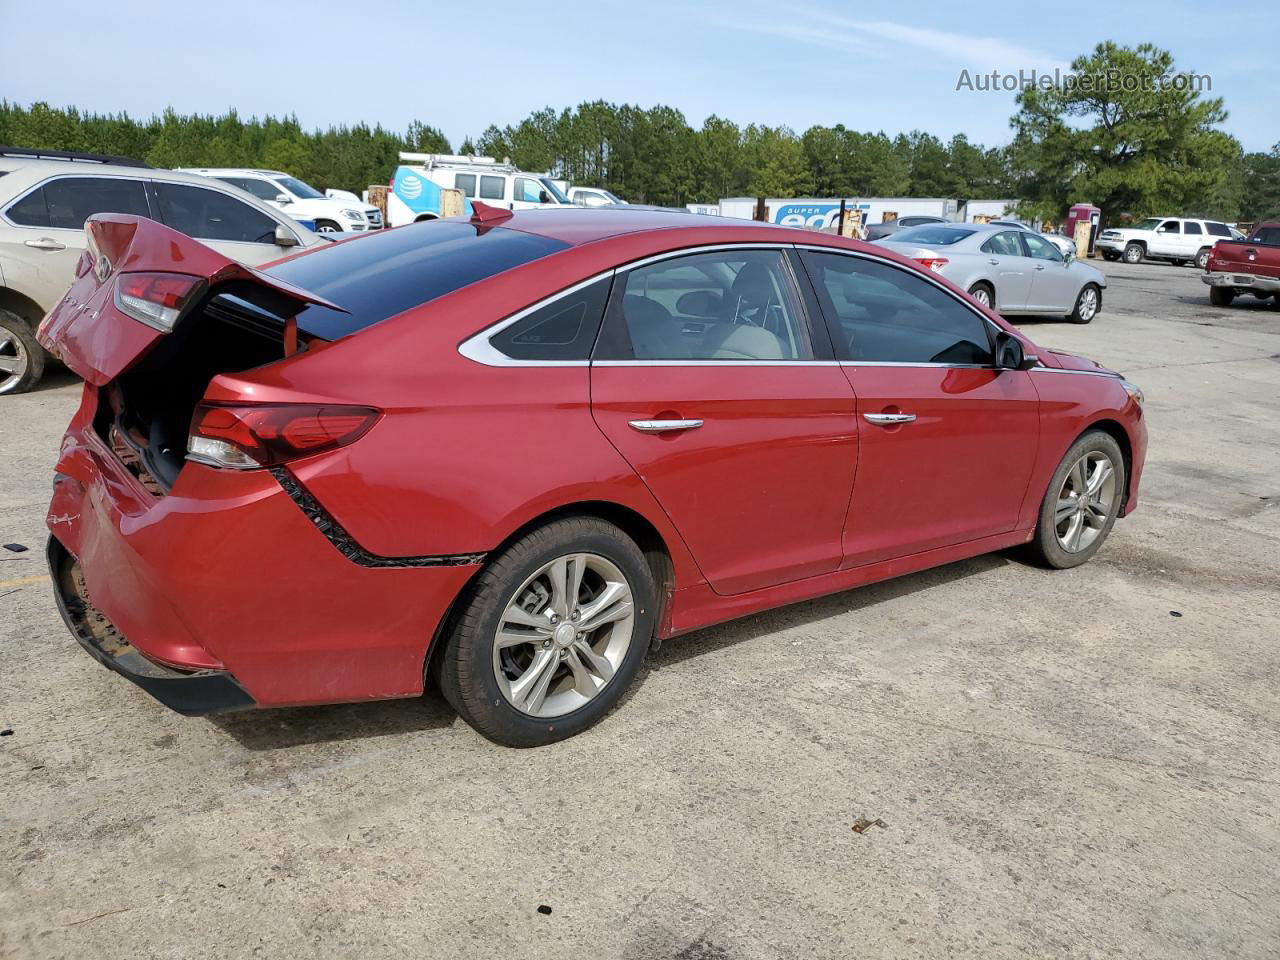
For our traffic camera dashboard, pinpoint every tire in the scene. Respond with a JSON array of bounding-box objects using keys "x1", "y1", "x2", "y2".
[
  {"x1": 1209, "y1": 286, "x2": 1235, "y2": 307},
  {"x1": 1195, "y1": 248, "x2": 1212, "y2": 271},
  {"x1": 0, "y1": 309, "x2": 44, "y2": 396},
  {"x1": 313, "y1": 219, "x2": 342, "y2": 234},
  {"x1": 1170, "y1": 259, "x2": 1186, "y2": 267},
  {"x1": 1067, "y1": 283, "x2": 1101, "y2": 324},
  {"x1": 1102, "y1": 251, "x2": 1120, "y2": 262},
  {"x1": 436, "y1": 517, "x2": 656, "y2": 747},
  {"x1": 1026, "y1": 430, "x2": 1126, "y2": 570},
  {"x1": 1123, "y1": 242, "x2": 1144, "y2": 264},
  {"x1": 967, "y1": 282, "x2": 994, "y2": 309}
]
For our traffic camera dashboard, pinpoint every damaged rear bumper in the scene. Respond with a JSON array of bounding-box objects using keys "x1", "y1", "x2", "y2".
[{"x1": 48, "y1": 536, "x2": 255, "y2": 716}]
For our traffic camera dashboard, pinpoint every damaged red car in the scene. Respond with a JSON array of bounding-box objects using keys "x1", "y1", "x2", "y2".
[{"x1": 40, "y1": 207, "x2": 1146, "y2": 746}]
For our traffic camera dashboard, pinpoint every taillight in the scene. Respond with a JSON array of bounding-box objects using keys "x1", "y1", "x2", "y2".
[
  {"x1": 114, "y1": 272, "x2": 203, "y2": 332},
  {"x1": 187, "y1": 403, "x2": 381, "y2": 469},
  {"x1": 914, "y1": 257, "x2": 949, "y2": 272}
]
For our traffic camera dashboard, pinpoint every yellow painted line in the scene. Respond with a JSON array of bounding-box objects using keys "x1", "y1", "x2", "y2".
[{"x1": 0, "y1": 574, "x2": 50, "y2": 589}]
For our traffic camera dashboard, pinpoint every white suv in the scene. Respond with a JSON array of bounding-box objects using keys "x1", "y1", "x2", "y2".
[
  {"x1": 0, "y1": 148, "x2": 325, "y2": 395},
  {"x1": 1096, "y1": 217, "x2": 1235, "y2": 269},
  {"x1": 179, "y1": 168, "x2": 382, "y2": 233}
]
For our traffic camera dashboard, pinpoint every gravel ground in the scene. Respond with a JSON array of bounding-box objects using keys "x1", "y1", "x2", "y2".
[{"x1": 1, "y1": 257, "x2": 1277, "y2": 960}]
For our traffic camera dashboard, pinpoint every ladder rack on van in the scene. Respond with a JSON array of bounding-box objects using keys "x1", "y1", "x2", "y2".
[{"x1": 398, "y1": 153, "x2": 520, "y2": 173}]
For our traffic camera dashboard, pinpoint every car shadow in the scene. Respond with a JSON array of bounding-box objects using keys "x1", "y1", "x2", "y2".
[{"x1": 208, "y1": 551, "x2": 1017, "y2": 750}]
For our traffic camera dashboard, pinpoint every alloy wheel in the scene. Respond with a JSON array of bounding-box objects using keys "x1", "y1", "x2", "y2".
[
  {"x1": 970, "y1": 287, "x2": 992, "y2": 307},
  {"x1": 1077, "y1": 286, "x2": 1099, "y2": 322},
  {"x1": 315, "y1": 223, "x2": 339, "y2": 234},
  {"x1": 1124, "y1": 245, "x2": 1142, "y2": 264},
  {"x1": 492, "y1": 552, "x2": 635, "y2": 718},
  {"x1": 1054, "y1": 451, "x2": 1117, "y2": 553},
  {"x1": 0, "y1": 330, "x2": 30, "y2": 394}
]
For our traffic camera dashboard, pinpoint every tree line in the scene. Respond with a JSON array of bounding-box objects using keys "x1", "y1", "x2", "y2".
[{"x1": 1, "y1": 43, "x2": 1276, "y2": 224}]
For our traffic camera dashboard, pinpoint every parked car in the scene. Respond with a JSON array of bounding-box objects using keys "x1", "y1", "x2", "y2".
[
  {"x1": 179, "y1": 168, "x2": 382, "y2": 233},
  {"x1": 864, "y1": 214, "x2": 949, "y2": 242},
  {"x1": 388, "y1": 153, "x2": 575, "y2": 226},
  {"x1": 873, "y1": 223, "x2": 1107, "y2": 323},
  {"x1": 988, "y1": 219, "x2": 1077, "y2": 259},
  {"x1": 568, "y1": 186, "x2": 626, "y2": 207},
  {"x1": 39, "y1": 206, "x2": 1146, "y2": 745},
  {"x1": 1201, "y1": 222, "x2": 1280, "y2": 306},
  {"x1": 0, "y1": 147, "x2": 326, "y2": 395},
  {"x1": 1095, "y1": 217, "x2": 1234, "y2": 268}
]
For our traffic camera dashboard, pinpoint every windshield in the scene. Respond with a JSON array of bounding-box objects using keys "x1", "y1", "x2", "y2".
[
  {"x1": 889, "y1": 225, "x2": 977, "y2": 246},
  {"x1": 539, "y1": 178, "x2": 570, "y2": 204},
  {"x1": 274, "y1": 176, "x2": 325, "y2": 200},
  {"x1": 1133, "y1": 218, "x2": 1161, "y2": 231}
]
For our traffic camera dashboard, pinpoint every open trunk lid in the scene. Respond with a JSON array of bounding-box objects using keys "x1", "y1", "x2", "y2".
[{"x1": 38, "y1": 213, "x2": 344, "y2": 385}]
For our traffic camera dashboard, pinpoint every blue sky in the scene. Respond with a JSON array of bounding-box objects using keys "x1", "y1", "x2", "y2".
[{"x1": 2, "y1": 0, "x2": 1275, "y2": 151}]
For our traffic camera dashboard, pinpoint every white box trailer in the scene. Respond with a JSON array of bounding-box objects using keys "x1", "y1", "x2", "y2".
[
  {"x1": 715, "y1": 197, "x2": 959, "y2": 230},
  {"x1": 960, "y1": 199, "x2": 1017, "y2": 223}
]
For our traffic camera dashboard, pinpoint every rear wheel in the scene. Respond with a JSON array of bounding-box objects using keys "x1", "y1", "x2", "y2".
[
  {"x1": 436, "y1": 517, "x2": 656, "y2": 747},
  {"x1": 1026, "y1": 431, "x2": 1125, "y2": 569},
  {"x1": 1170, "y1": 259, "x2": 1186, "y2": 267},
  {"x1": 967, "y1": 282, "x2": 994, "y2": 309},
  {"x1": 1195, "y1": 248, "x2": 1212, "y2": 271},
  {"x1": 0, "y1": 309, "x2": 43, "y2": 396},
  {"x1": 1102, "y1": 251, "x2": 1120, "y2": 262},
  {"x1": 313, "y1": 219, "x2": 341, "y2": 234},
  {"x1": 1067, "y1": 284, "x2": 1101, "y2": 324},
  {"x1": 1123, "y1": 243, "x2": 1145, "y2": 264},
  {"x1": 1209, "y1": 286, "x2": 1235, "y2": 307}
]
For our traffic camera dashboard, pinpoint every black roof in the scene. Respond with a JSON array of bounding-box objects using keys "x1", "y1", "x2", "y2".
[{"x1": 0, "y1": 146, "x2": 151, "y2": 168}]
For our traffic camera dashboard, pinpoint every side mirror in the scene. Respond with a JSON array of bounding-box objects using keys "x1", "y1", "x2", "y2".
[
  {"x1": 995, "y1": 332, "x2": 1038, "y2": 371},
  {"x1": 275, "y1": 193, "x2": 292, "y2": 205},
  {"x1": 539, "y1": 190, "x2": 551, "y2": 204},
  {"x1": 1063, "y1": 249, "x2": 1075, "y2": 265},
  {"x1": 274, "y1": 225, "x2": 299, "y2": 247}
]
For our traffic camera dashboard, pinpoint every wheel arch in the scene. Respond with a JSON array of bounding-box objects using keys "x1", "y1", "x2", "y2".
[
  {"x1": 1077, "y1": 418, "x2": 1134, "y2": 514},
  {"x1": 0, "y1": 286, "x2": 47, "y2": 328},
  {"x1": 413, "y1": 213, "x2": 439, "y2": 223}
]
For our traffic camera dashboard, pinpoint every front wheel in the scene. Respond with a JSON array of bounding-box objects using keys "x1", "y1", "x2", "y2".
[
  {"x1": 1067, "y1": 284, "x2": 1101, "y2": 324},
  {"x1": 1026, "y1": 431, "x2": 1125, "y2": 569},
  {"x1": 1123, "y1": 243, "x2": 1144, "y2": 264},
  {"x1": 436, "y1": 517, "x2": 656, "y2": 747}
]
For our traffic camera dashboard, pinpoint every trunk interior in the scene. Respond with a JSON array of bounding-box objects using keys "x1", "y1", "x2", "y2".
[{"x1": 95, "y1": 283, "x2": 325, "y2": 494}]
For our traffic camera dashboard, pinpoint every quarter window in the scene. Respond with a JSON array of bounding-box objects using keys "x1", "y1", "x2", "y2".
[
  {"x1": 6, "y1": 177, "x2": 149, "y2": 229},
  {"x1": 154, "y1": 182, "x2": 280, "y2": 244},
  {"x1": 594, "y1": 249, "x2": 813, "y2": 361},
  {"x1": 454, "y1": 173, "x2": 477, "y2": 197},
  {"x1": 800, "y1": 250, "x2": 993, "y2": 365},
  {"x1": 489, "y1": 277, "x2": 611, "y2": 361},
  {"x1": 479, "y1": 175, "x2": 505, "y2": 200}
]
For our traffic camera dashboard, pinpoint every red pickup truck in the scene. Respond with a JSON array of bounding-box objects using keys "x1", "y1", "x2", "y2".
[{"x1": 1202, "y1": 222, "x2": 1280, "y2": 306}]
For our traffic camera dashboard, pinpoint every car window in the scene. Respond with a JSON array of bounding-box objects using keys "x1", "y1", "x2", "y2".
[
  {"x1": 594, "y1": 249, "x2": 813, "y2": 361},
  {"x1": 1205, "y1": 222, "x2": 1232, "y2": 238},
  {"x1": 6, "y1": 177, "x2": 149, "y2": 229},
  {"x1": 488, "y1": 277, "x2": 611, "y2": 361},
  {"x1": 901, "y1": 217, "x2": 942, "y2": 227},
  {"x1": 220, "y1": 177, "x2": 284, "y2": 202},
  {"x1": 1022, "y1": 233, "x2": 1064, "y2": 262},
  {"x1": 454, "y1": 173, "x2": 477, "y2": 197},
  {"x1": 154, "y1": 182, "x2": 280, "y2": 244},
  {"x1": 1253, "y1": 226, "x2": 1280, "y2": 245},
  {"x1": 515, "y1": 178, "x2": 545, "y2": 203},
  {"x1": 889, "y1": 225, "x2": 976, "y2": 245},
  {"x1": 800, "y1": 250, "x2": 993, "y2": 365},
  {"x1": 1184, "y1": 221, "x2": 1203, "y2": 235},
  {"x1": 274, "y1": 176, "x2": 324, "y2": 199},
  {"x1": 981, "y1": 231, "x2": 1025, "y2": 257},
  {"x1": 479, "y1": 175, "x2": 505, "y2": 200},
  {"x1": 1159, "y1": 220, "x2": 1181, "y2": 234}
]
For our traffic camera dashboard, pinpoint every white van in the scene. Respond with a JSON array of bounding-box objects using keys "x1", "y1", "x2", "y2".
[
  {"x1": 568, "y1": 186, "x2": 626, "y2": 207},
  {"x1": 388, "y1": 154, "x2": 574, "y2": 227}
]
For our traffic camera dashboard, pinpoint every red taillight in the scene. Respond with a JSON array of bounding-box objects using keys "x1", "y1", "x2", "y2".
[
  {"x1": 914, "y1": 257, "x2": 950, "y2": 272},
  {"x1": 187, "y1": 403, "x2": 381, "y2": 469},
  {"x1": 114, "y1": 272, "x2": 203, "y2": 332}
]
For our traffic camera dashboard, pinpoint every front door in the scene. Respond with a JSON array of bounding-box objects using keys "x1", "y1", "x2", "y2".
[
  {"x1": 1149, "y1": 219, "x2": 1183, "y2": 258},
  {"x1": 797, "y1": 248, "x2": 1040, "y2": 568},
  {"x1": 1021, "y1": 232, "x2": 1077, "y2": 312},
  {"x1": 589, "y1": 247, "x2": 859, "y2": 596}
]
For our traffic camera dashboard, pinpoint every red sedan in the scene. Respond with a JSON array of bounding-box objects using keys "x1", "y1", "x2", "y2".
[{"x1": 39, "y1": 207, "x2": 1147, "y2": 746}]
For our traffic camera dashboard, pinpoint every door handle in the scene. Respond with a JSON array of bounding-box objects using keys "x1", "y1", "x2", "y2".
[
  {"x1": 628, "y1": 419, "x2": 704, "y2": 433},
  {"x1": 24, "y1": 237, "x2": 67, "y2": 251},
  {"x1": 1034, "y1": 264, "x2": 1046, "y2": 271},
  {"x1": 863, "y1": 413, "x2": 916, "y2": 425},
  {"x1": 988, "y1": 258, "x2": 1000, "y2": 265}
]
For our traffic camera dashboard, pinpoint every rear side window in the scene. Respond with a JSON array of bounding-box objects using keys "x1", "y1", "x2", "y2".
[
  {"x1": 7, "y1": 177, "x2": 149, "y2": 229},
  {"x1": 1184, "y1": 221, "x2": 1203, "y2": 235},
  {"x1": 154, "y1": 183, "x2": 279, "y2": 243},
  {"x1": 266, "y1": 221, "x2": 570, "y2": 339},
  {"x1": 800, "y1": 250, "x2": 993, "y2": 365},
  {"x1": 1205, "y1": 222, "x2": 1231, "y2": 237},
  {"x1": 489, "y1": 276, "x2": 611, "y2": 361},
  {"x1": 454, "y1": 173, "x2": 476, "y2": 197},
  {"x1": 479, "y1": 175, "x2": 505, "y2": 200}
]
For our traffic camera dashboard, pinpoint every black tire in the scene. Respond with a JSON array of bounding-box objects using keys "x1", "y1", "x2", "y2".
[
  {"x1": 967, "y1": 281, "x2": 995, "y2": 310},
  {"x1": 1102, "y1": 251, "x2": 1120, "y2": 262},
  {"x1": 1209, "y1": 286, "x2": 1235, "y2": 307},
  {"x1": 0, "y1": 308, "x2": 44, "y2": 396},
  {"x1": 313, "y1": 219, "x2": 342, "y2": 234},
  {"x1": 1195, "y1": 248, "x2": 1212, "y2": 271},
  {"x1": 1026, "y1": 430, "x2": 1126, "y2": 570},
  {"x1": 1170, "y1": 259, "x2": 1186, "y2": 267},
  {"x1": 436, "y1": 517, "x2": 656, "y2": 747},
  {"x1": 1122, "y1": 242, "x2": 1145, "y2": 264},
  {"x1": 1067, "y1": 283, "x2": 1101, "y2": 324}
]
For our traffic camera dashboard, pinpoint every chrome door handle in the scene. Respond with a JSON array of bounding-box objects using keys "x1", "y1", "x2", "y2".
[
  {"x1": 628, "y1": 419, "x2": 704, "y2": 433},
  {"x1": 25, "y1": 237, "x2": 67, "y2": 251},
  {"x1": 863, "y1": 413, "x2": 916, "y2": 425}
]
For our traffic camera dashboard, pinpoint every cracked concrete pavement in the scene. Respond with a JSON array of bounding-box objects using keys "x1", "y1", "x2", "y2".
[{"x1": 1, "y1": 258, "x2": 1277, "y2": 959}]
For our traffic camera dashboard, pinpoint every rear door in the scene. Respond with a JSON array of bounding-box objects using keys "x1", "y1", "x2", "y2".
[
  {"x1": 151, "y1": 180, "x2": 302, "y2": 265},
  {"x1": 589, "y1": 246, "x2": 859, "y2": 596},
  {"x1": 798, "y1": 248, "x2": 1039, "y2": 567},
  {"x1": 979, "y1": 230, "x2": 1034, "y2": 309}
]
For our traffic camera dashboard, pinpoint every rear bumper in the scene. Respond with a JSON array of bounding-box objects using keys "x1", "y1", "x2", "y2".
[
  {"x1": 46, "y1": 391, "x2": 482, "y2": 711},
  {"x1": 47, "y1": 537, "x2": 255, "y2": 716},
  {"x1": 1202, "y1": 271, "x2": 1280, "y2": 293}
]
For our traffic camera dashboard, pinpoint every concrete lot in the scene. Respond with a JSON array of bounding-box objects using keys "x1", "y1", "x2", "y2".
[{"x1": 1, "y1": 259, "x2": 1277, "y2": 959}]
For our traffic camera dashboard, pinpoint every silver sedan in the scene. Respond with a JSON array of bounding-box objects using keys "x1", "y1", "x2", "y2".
[{"x1": 873, "y1": 223, "x2": 1107, "y2": 323}]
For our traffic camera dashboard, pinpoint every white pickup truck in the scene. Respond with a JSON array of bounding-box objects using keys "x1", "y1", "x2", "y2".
[{"x1": 1096, "y1": 217, "x2": 1235, "y2": 269}]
